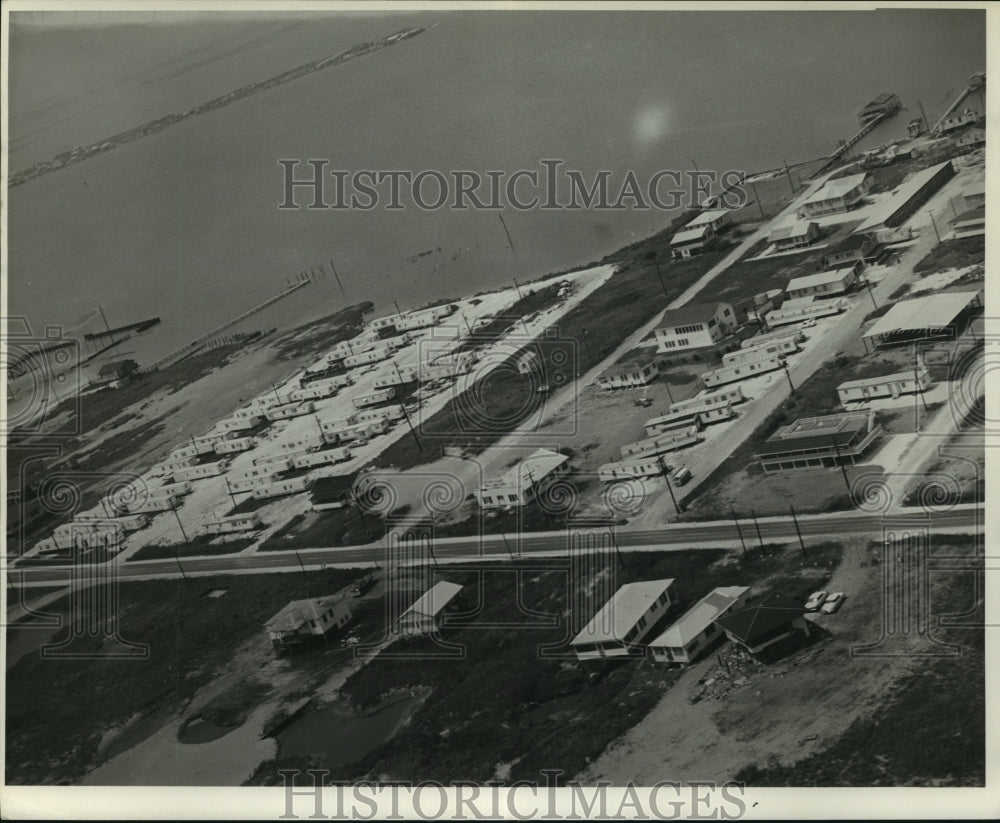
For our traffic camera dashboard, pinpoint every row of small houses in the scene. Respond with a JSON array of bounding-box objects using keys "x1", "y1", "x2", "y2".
[{"x1": 265, "y1": 576, "x2": 811, "y2": 665}]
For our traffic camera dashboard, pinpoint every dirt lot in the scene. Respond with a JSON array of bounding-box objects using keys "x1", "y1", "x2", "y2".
[{"x1": 579, "y1": 534, "x2": 983, "y2": 786}]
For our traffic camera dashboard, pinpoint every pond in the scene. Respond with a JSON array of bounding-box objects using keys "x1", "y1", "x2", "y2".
[{"x1": 276, "y1": 694, "x2": 419, "y2": 768}]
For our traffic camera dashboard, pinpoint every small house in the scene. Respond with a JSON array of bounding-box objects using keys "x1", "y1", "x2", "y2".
[
  {"x1": 570, "y1": 579, "x2": 676, "y2": 660},
  {"x1": 648, "y1": 586, "x2": 751, "y2": 664},
  {"x1": 715, "y1": 592, "x2": 811, "y2": 657},
  {"x1": 265, "y1": 595, "x2": 353, "y2": 651},
  {"x1": 395, "y1": 580, "x2": 464, "y2": 636}
]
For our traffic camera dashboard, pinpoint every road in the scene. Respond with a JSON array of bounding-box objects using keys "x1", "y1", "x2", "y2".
[{"x1": 8, "y1": 503, "x2": 982, "y2": 586}]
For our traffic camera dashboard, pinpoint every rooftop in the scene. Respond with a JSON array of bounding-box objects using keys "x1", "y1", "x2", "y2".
[
  {"x1": 864, "y1": 290, "x2": 982, "y2": 340},
  {"x1": 716, "y1": 592, "x2": 805, "y2": 643},
  {"x1": 648, "y1": 586, "x2": 750, "y2": 648},
  {"x1": 400, "y1": 580, "x2": 463, "y2": 620},
  {"x1": 853, "y1": 160, "x2": 954, "y2": 233},
  {"x1": 686, "y1": 208, "x2": 732, "y2": 227},
  {"x1": 671, "y1": 225, "x2": 712, "y2": 246},
  {"x1": 658, "y1": 302, "x2": 727, "y2": 329},
  {"x1": 481, "y1": 448, "x2": 568, "y2": 491},
  {"x1": 786, "y1": 267, "x2": 858, "y2": 292},
  {"x1": 803, "y1": 173, "x2": 868, "y2": 204},
  {"x1": 265, "y1": 595, "x2": 346, "y2": 633},
  {"x1": 768, "y1": 220, "x2": 817, "y2": 242},
  {"x1": 571, "y1": 579, "x2": 676, "y2": 645},
  {"x1": 838, "y1": 367, "x2": 929, "y2": 391},
  {"x1": 756, "y1": 411, "x2": 874, "y2": 456}
]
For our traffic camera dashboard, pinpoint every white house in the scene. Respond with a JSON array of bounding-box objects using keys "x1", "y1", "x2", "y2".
[
  {"x1": 229, "y1": 466, "x2": 282, "y2": 493},
  {"x1": 265, "y1": 595, "x2": 353, "y2": 651},
  {"x1": 171, "y1": 460, "x2": 230, "y2": 483},
  {"x1": 648, "y1": 586, "x2": 751, "y2": 664},
  {"x1": 685, "y1": 209, "x2": 733, "y2": 233},
  {"x1": 353, "y1": 387, "x2": 396, "y2": 409},
  {"x1": 620, "y1": 427, "x2": 700, "y2": 460},
  {"x1": 475, "y1": 448, "x2": 569, "y2": 509},
  {"x1": 645, "y1": 398, "x2": 734, "y2": 437},
  {"x1": 597, "y1": 360, "x2": 660, "y2": 390},
  {"x1": 597, "y1": 456, "x2": 666, "y2": 482},
  {"x1": 767, "y1": 220, "x2": 821, "y2": 252},
  {"x1": 701, "y1": 355, "x2": 783, "y2": 388},
  {"x1": 268, "y1": 401, "x2": 316, "y2": 421},
  {"x1": 203, "y1": 511, "x2": 262, "y2": 534},
  {"x1": 670, "y1": 225, "x2": 714, "y2": 259},
  {"x1": 654, "y1": 303, "x2": 737, "y2": 352},
  {"x1": 214, "y1": 437, "x2": 256, "y2": 455},
  {"x1": 763, "y1": 296, "x2": 847, "y2": 328},
  {"x1": 570, "y1": 579, "x2": 676, "y2": 660},
  {"x1": 799, "y1": 173, "x2": 871, "y2": 217},
  {"x1": 669, "y1": 385, "x2": 746, "y2": 414},
  {"x1": 395, "y1": 580, "x2": 464, "y2": 636},
  {"x1": 837, "y1": 366, "x2": 932, "y2": 404},
  {"x1": 289, "y1": 446, "x2": 352, "y2": 470},
  {"x1": 251, "y1": 476, "x2": 312, "y2": 500},
  {"x1": 728, "y1": 337, "x2": 798, "y2": 365},
  {"x1": 784, "y1": 264, "x2": 861, "y2": 301}
]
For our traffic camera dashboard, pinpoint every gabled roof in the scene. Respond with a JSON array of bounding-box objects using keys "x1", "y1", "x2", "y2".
[
  {"x1": 853, "y1": 161, "x2": 954, "y2": 233},
  {"x1": 804, "y1": 173, "x2": 868, "y2": 204},
  {"x1": 715, "y1": 592, "x2": 804, "y2": 643},
  {"x1": 657, "y1": 302, "x2": 728, "y2": 329},
  {"x1": 671, "y1": 225, "x2": 712, "y2": 246},
  {"x1": 686, "y1": 209, "x2": 732, "y2": 227},
  {"x1": 786, "y1": 267, "x2": 857, "y2": 292},
  {"x1": 265, "y1": 595, "x2": 347, "y2": 632},
  {"x1": 768, "y1": 220, "x2": 818, "y2": 242},
  {"x1": 400, "y1": 580, "x2": 463, "y2": 621},
  {"x1": 648, "y1": 586, "x2": 750, "y2": 648},
  {"x1": 571, "y1": 579, "x2": 675, "y2": 645}
]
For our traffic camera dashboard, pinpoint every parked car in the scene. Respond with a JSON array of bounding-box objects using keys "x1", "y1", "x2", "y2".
[
  {"x1": 800, "y1": 318, "x2": 817, "y2": 328},
  {"x1": 820, "y1": 592, "x2": 846, "y2": 614},
  {"x1": 671, "y1": 466, "x2": 692, "y2": 486},
  {"x1": 805, "y1": 590, "x2": 828, "y2": 612}
]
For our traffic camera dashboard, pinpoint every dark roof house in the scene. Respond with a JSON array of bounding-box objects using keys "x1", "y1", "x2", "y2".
[{"x1": 715, "y1": 591, "x2": 810, "y2": 656}]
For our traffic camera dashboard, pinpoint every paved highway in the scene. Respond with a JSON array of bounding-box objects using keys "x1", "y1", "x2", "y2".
[{"x1": 9, "y1": 504, "x2": 982, "y2": 586}]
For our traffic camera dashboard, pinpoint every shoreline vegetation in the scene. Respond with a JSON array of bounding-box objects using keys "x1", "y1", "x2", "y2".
[{"x1": 9, "y1": 27, "x2": 425, "y2": 188}]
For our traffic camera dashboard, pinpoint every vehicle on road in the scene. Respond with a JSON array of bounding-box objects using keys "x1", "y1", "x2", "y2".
[
  {"x1": 820, "y1": 592, "x2": 846, "y2": 614},
  {"x1": 800, "y1": 318, "x2": 817, "y2": 328},
  {"x1": 805, "y1": 590, "x2": 828, "y2": 612},
  {"x1": 671, "y1": 465, "x2": 692, "y2": 486}
]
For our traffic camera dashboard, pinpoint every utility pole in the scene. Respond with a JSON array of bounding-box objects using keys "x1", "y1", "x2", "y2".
[
  {"x1": 789, "y1": 505, "x2": 807, "y2": 557},
  {"x1": 295, "y1": 551, "x2": 307, "y2": 573},
  {"x1": 927, "y1": 210, "x2": 942, "y2": 244},
  {"x1": 499, "y1": 529, "x2": 514, "y2": 559},
  {"x1": 513, "y1": 277, "x2": 524, "y2": 301},
  {"x1": 662, "y1": 379, "x2": 674, "y2": 407},
  {"x1": 782, "y1": 157, "x2": 795, "y2": 194},
  {"x1": 917, "y1": 99, "x2": 930, "y2": 133},
  {"x1": 861, "y1": 271, "x2": 879, "y2": 310},
  {"x1": 657, "y1": 456, "x2": 681, "y2": 516},
  {"x1": 750, "y1": 508, "x2": 765, "y2": 549},
  {"x1": 830, "y1": 436, "x2": 852, "y2": 494},
  {"x1": 168, "y1": 501, "x2": 190, "y2": 581},
  {"x1": 224, "y1": 478, "x2": 239, "y2": 510},
  {"x1": 730, "y1": 507, "x2": 748, "y2": 558},
  {"x1": 751, "y1": 180, "x2": 765, "y2": 219},
  {"x1": 271, "y1": 382, "x2": 282, "y2": 405},
  {"x1": 914, "y1": 347, "x2": 929, "y2": 415},
  {"x1": 651, "y1": 255, "x2": 668, "y2": 298},
  {"x1": 781, "y1": 360, "x2": 795, "y2": 394},
  {"x1": 608, "y1": 527, "x2": 626, "y2": 570},
  {"x1": 396, "y1": 394, "x2": 423, "y2": 454},
  {"x1": 393, "y1": 300, "x2": 402, "y2": 317}
]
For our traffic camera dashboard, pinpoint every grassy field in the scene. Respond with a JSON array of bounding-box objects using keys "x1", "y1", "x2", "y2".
[
  {"x1": 246, "y1": 541, "x2": 845, "y2": 784},
  {"x1": 127, "y1": 535, "x2": 258, "y2": 561},
  {"x1": 257, "y1": 504, "x2": 418, "y2": 551},
  {"x1": 4, "y1": 567, "x2": 368, "y2": 785},
  {"x1": 735, "y1": 540, "x2": 984, "y2": 786},
  {"x1": 913, "y1": 235, "x2": 985, "y2": 275}
]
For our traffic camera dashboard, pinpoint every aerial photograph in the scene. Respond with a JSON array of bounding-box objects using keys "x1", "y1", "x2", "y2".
[{"x1": 2, "y1": 2, "x2": 992, "y2": 819}]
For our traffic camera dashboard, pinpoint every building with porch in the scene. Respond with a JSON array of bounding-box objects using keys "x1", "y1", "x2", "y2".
[
  {"x1": 570, "y1": 579, "x2": 676, "y2": 660},
  {"x1": 395, "y1": 580, "x2": 464, "y2": 636},
  {"x1": 265, "y1": 595, "x2": 353, "y2": 652},
  {"x1": 755, "y1": 410, "x2": 881, "y2": 473},
  {"x1": 648, "y1": 586, "x2": 751, "y2": 664}
]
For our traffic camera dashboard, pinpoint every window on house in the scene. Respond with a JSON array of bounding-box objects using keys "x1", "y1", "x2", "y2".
[{"x1": 508, "y1": 494, "x2": 518, "y2": 502}]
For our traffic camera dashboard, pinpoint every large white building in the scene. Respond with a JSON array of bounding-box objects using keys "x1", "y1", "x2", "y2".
[
  {"x1": 570, "y1": 579, "x2": 676, "y2": 660},
  {"x1": 799, "y1": 172, "x2": 871, "y2": 217},
  {"x1": 654, "y1": 303, "x2": 737, "y2": 352},
  {"x1": 597, "y1": 360, "x2": 660, "y2": 390},
  {"x1": 475, "y1": 448, "x2": 569, "y2": 509}
]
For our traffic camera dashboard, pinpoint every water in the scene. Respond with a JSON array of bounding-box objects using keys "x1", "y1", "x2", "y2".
[
  {"x1": 276, "y1": 695, "x2": 417, "y2": 767},
  {"x1": 8, "y1": 10, "x2": 985, "y2": 366}
]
